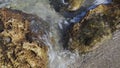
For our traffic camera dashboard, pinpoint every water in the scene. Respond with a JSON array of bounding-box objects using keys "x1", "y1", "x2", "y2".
[{"x1": 0, "y1": 0, "x2": 113, "y2": 68}]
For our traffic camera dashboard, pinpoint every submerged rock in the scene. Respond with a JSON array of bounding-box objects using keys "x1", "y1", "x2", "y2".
[
  {"x1": 0, "y1": 8, "x2": 49, "y2": 68},
  {"x1": 68, "y1": 2, "x2": 120, "y2": 53}
]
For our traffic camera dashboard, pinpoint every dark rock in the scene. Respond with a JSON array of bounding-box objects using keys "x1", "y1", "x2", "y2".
[{"x1": 67, "y1": 3, "x2": 120, "y2": 53}]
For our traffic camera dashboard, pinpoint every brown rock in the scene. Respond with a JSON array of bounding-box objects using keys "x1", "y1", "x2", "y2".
[
  {"x1": 66, "y1": 0, "x2": 85, "y2": 11},
  {"x1": 0, "y1": 8, "x2": 49, "y2": 68},
  {"x1": 68, "y1": 3, "x2": 120, "y2": 53}
]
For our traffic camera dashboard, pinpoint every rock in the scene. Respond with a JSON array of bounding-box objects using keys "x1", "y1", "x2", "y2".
[
  {"x1": 112, "y1": 0, "x2": 120, "y2": 4},
  {"x1": 68, "y1": 3, "x2": 120, "y2": 53},
  {"x1": 105, "y1": 4, "x2": 120, "y2": 32},
  {"x1": 49, "y1": 0, "x2": 85, "y2": 18},
  {"x1": 0, "y1": 8, "x2": 49, "y2": 68},
  {"x1": 66, "y1": 0, "x2": 85, "y2": 11}
]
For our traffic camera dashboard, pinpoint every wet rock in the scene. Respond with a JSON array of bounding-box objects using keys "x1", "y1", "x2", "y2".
[
  {"x1": 67, "y1": 3, "x2": 120, "y2": 53},
  {"x1": 112, "y1": 0, "x2": 120, "y2": 4},
  {"x1": 66, "y1": 0, "x2": 85, "y2": 11},
  {"x1": 49, "y1": 0, "x2": 85, "y2": 18},
  {"x1": 107, "y1": 3, "x2": 120, "y2": 32},
  {"x1": 0, "y1": 20, "x2": 4, "y2": 33},
  {"x1": 50, "y1": 0, "x2": 84, "y2": 11},
  {"x1": 0, "y1": 8, "x2": 48, "y2": 68}
]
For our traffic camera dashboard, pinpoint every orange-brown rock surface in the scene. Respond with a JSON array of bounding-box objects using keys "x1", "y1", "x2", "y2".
[{"x1": 0, "y1": 8, "x2": 49, "y2": 68}]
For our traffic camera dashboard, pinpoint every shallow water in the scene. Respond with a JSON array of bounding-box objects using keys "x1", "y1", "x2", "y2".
[{"x1": 0, "y1": 0, "x2": 119, "y2": 68}]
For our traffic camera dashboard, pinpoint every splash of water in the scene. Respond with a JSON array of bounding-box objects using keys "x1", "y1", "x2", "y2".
[
  {"x1": 0, "y1": 0, "x2": 12, "y2": 8},
  {"x1": 39, "y1": 32, "x2": 80, "y2": 68}
]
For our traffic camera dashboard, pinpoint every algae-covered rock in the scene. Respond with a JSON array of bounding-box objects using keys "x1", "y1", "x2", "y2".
[
  {"x1": 68, "y1": 3, "x2": 120, "y2": 53},
  {"x1": 0, "y1": 8, "x2": 49, "y2": 68}
]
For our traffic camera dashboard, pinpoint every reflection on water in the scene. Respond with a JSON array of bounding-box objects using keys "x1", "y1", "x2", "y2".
[{"x1": 0, "y1": 0, "x2": 112, "y2": 68}]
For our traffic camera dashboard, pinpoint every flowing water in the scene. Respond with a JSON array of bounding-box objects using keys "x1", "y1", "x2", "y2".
[{"x1": 0, "y1": 0, "x2": 116, "y2": 68}]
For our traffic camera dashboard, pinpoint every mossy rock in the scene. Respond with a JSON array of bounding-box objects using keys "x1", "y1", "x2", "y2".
[{"x1": 68, "y1": 3, "x2": 120, "y2": 53}]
